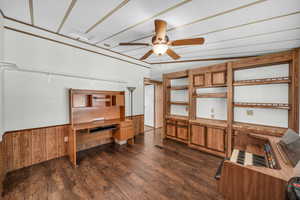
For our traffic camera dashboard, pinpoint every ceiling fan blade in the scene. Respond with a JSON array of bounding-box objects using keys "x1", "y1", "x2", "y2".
[
  {"x1": 119, "y1": 42, "x2": 150, "y2": 46},
  {"x1": 166, "y1": 49, "x2": 180, "y2": 60},
  {"x1": 140, "y1": 50, "x2": 153, "y2": 60},
  {"x1": 170, "y1": 38, "x2": 205, "y2": 46},
  {"x1": 154, "y1": 19, "x2": 167, "y2": 41}
]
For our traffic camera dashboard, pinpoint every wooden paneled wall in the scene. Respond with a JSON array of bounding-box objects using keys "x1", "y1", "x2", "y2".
[
  {"x1": 3, "y1": 124, "x2": 70, "y2": 172},
  {"x1": 127, "y1": 115, "x2": 144, "y2": 135},
  {"x1": 0, "y1": 142, "x2": 4, "y2": 195}
]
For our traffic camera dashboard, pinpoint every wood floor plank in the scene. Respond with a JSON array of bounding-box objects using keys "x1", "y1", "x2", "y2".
[{"x1": 3, "y1": 128, "x2": 224, "y2": 200}]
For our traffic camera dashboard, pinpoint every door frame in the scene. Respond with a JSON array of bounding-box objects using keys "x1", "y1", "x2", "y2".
[{"x1": 144, "y1": 78, "x2": 163, "y2": 129}]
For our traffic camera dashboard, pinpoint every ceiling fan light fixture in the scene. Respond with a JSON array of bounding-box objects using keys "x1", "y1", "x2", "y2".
[{"x1": 152, "y1": 44, "x2": 168, "y2": 55}]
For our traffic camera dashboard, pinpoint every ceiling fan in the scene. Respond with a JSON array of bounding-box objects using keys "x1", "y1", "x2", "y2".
[{"x1": 119, "y1": 19, "x2": 205, "y2": 60}]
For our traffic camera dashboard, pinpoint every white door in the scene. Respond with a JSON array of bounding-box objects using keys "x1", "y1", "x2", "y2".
[{"x1": 144, "y1": 85, "x2": 154, "y2": 127}]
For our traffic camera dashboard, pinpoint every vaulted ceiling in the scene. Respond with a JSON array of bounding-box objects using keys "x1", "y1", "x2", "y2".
[{"x1": 1, "y1": 0, "x2": 300, "y2": 64}]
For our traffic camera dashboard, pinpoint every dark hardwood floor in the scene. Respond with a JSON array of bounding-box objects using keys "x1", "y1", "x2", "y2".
[{"x1": 2, "y1": 128, "x2": 224, "y2": 200}]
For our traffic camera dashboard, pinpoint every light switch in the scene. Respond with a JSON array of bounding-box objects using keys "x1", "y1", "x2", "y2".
[
  {"x1": 210, "y1": 108, "x2": 215, "y2": 113},
  {"x1": 246, "y1": 110, "x2": 254, "y2": 116},
  {"x1": 64, "y1": 136, "x2": 69, "y2": 142}
]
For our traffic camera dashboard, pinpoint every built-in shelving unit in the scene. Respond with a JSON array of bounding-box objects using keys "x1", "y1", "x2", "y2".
[{"x1": 163, "y1": 50, "x2": 299, "y2": 159}]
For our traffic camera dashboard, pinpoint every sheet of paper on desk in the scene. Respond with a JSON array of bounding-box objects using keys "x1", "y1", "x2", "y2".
[{"x1": 93, "y1": 117, "x2": 105, "y2": 121}]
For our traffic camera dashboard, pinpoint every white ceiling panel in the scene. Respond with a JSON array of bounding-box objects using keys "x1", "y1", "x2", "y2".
[
  {"x1": 0, "y1": 0, "x2": 31, "y2": 23},
  {"x1": 60, "y1": 0, "x2": 124, "y2": 38},
  {"x1": 89, "y1": 0, "x2": 183, "y2": 45},
  {"x1": 34, "y1": 0, "x2": 71, "y2": 31},
  {"x1": 121, "y1": 12, "x2": 300, "y2": 55},
  {"x1": 104, "y1": 0, "x2": 257, "y2": 48},
  {"x1": 1, "y1": 0, "x2": 300, "y2": 66}
]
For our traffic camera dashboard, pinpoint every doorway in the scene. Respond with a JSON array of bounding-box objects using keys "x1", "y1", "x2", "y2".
[{"x1": 144, "y1": 78, "x2": 163, "y2": 132}]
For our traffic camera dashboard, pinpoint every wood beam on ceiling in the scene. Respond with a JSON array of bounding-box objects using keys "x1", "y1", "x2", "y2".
[
  {"x1": 4, "y1": 26, "x2": 150, "y2": 69},
  {"x1": 29, "y1": 0, "x2": 34, "y2": 25},
  {"x1": 169, "y1": 38, "x2": 300, "y2": 58},
  {"x1": 126, "y1": 0, "x2": 267, "y2": 44},
  {"x1": 85, "y1": 0, "x2": 130, "y2": 34},
  {"x1": 57, "y1": 0, "x2": 77, "y2": 33},
  {"x1": 3, "y1": 16, "x2": 150, "y2": 66},
  {"x1": 149, "y1": 56, "x2": 257, "y2": 65},
  {"x1": 96, "y1": 0, "x2": 192, "y2": 44}
]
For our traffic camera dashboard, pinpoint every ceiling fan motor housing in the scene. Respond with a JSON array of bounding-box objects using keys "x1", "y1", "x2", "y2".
[{"x1": 152, "y1": 35, "x2": 169, "y2": 45}]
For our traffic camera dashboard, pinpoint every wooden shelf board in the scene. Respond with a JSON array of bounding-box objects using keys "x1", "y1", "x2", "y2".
[
  {"x1": 169, "y1": 101, "x2": 189, "y2": 106},
  {"x1": 190, "y1": 118, "x2": 227, "y2": 128},
  {"x1": 168, "y1": 85, "x2": 189, "y2": 90},
  {"x1": 194, "y1": 84, "x2": 227, "y2": 89},
  {"x1": 165, "y1": 115, "x2": 189, "y2": 121},
  {"x1": 233, "y1": 77, "x2": 291, "y2": 86},
  {"x1": 193, "y1": 92, "x2": 227, "y2": 98},
  {"x1": 232, "y1": 121, "x2": 287, "y2": 137},
  {"x1": 234, "y1": 102, "x2": 290, "y2": 110}
]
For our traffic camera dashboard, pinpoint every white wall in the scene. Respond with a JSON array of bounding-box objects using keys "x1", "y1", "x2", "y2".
[
  {"x1": 144, "y1": 85, "x2": 154, "y2": 127},
  {"x1": 1, "y1": 25, "x2": 150, "y2": 135}
]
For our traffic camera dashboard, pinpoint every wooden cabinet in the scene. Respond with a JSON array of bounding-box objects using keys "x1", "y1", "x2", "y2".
[
  {"x1": 177, "y1": 122, "x2": 188, "y2": 140},
  {"x1": 212, "y1": 71, "x2": 226, "y2": 85},
  {"x1": 166, "y1": 123, "x2": 176, "y2": 137},
  {"x1": 189, "y1": 121, "x2": 227, "y2": 157},
  {"x1": 194, "y1": 74, "x2": 205, "y2": 86},
  {"x1": 190, "y1": 125, "x2": 206, "y2": 146},
  {"x1": 193, "y1": 71, "x2": 226, "y2": 87},
  {"x1": 206, "y1": 127, "x2": 226, "y2": 152},
  {"x1": 114, "y1": 121, "x2": 134, "y2": 141},
  {"x1": 165, "y1": 118, "x2": 189, "y2": 142}
]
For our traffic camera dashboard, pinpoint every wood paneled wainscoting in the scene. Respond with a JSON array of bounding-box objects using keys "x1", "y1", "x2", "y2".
[
  {"x1": 0, "y1": 114, "x2": 145, "y2": 190},
  {"x1": 2, "y1": 124, "x2": 70, "y2": 173}
]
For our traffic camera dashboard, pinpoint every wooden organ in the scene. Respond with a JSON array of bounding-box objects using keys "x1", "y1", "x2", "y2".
[{"x1": 218, "y1": 132, "x2": 295, "y2": 200}]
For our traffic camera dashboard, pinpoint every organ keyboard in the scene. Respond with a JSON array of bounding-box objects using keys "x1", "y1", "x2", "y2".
[{"x1": 230, "y1": 149, "x2": 267, "y2": 167}]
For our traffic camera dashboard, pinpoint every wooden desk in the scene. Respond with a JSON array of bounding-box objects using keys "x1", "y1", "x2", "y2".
[
  {"x1": 69, "y1": 119, "x2": 134, "y2": 167},
  {"x1": 68, "y1": 89, "x2": 134, "y2": 167}
]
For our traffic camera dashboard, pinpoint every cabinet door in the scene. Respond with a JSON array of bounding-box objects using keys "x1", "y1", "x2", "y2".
[
  {"x1": 205, "y1": 72, "x2": 212, "y2": 86},
  {"x1": 166, "y1": 123, "x2": 176, "y2": 137},
  {"x1": 190, "y1": 125, "x2": 206, "y2": 146},
  {"x1": 212, "y1": 71, "x2": 226, "y2": 85},
  {"x1": 194, "y1": 74, "x2": 205, "y2": 86},
  {"x1": 177, "y1": 122, "x2": 188, "y2": 140},
  {"x1": 206, "y1": 127, "x2": 226, "y2": 152},
  {"x1": 116, "y1": 95, "x2": 125, "y2": 106}
]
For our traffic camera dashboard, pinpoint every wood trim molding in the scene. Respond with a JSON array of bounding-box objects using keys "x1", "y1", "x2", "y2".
[
  {"x1": 99, "y1": 0, "x2": 192, "y2": 44},
  {"x1": 231, "y1": 50, "x2": 294, "y2": 69},
  {"x1": 57, "y1": 0, "x2": 77, "y2": 33},
  {"x1": 28, "y1": 0, "x2": 34, "y2": 25},
  {"x1": 4, "y1": 26, "x2": 150, "y2": 69},
  {"x1": 3, "y1": 16, "x2": 151, "y2": 68},
  {"x1": 86, "y1": 0, "x2": 130, "y2": 34},
  {"x1": 150, "y1": 56, "x2": 255, "y2": 65}
]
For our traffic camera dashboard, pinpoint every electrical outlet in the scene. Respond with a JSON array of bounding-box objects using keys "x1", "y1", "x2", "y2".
[
  {"x1": 210, "y1": 114, "x2": 215, "y2": 119},
  {"x1": 246, "y1": 110, "x2": 254, "y2": 116},
  {"x1": 64, "y1": 136, "x2": 69, "y2": 142}
]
